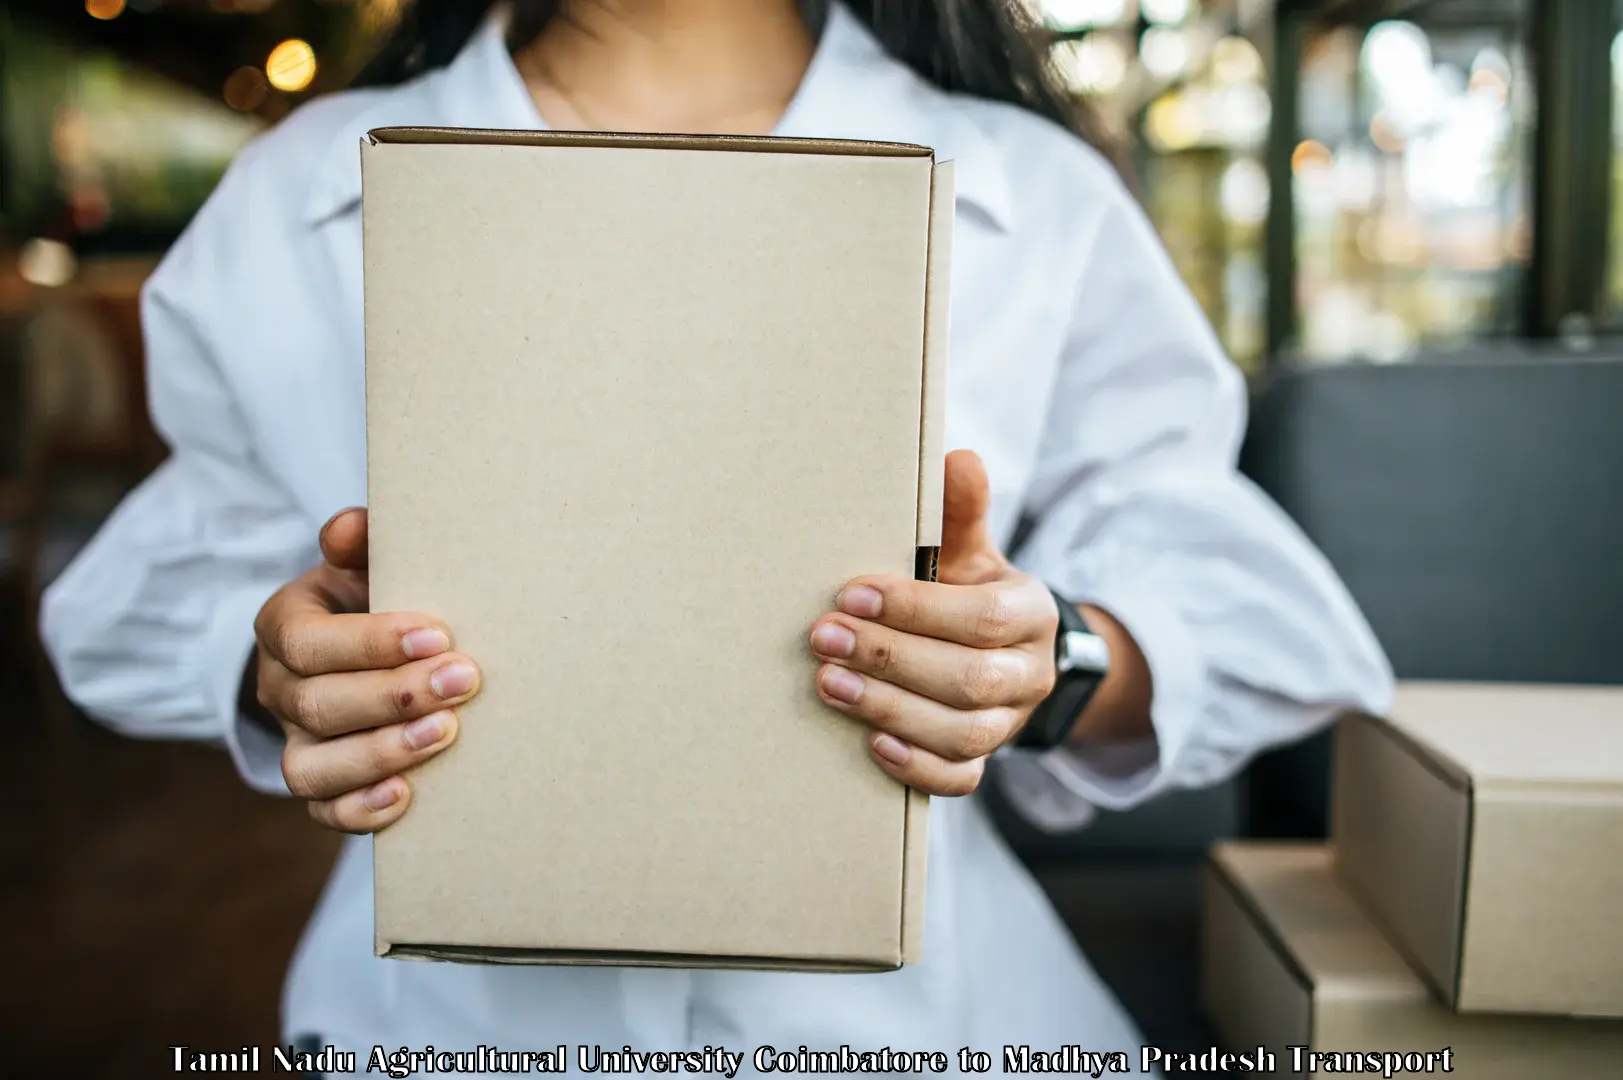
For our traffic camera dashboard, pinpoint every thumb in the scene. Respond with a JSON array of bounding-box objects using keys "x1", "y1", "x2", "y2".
[
  {"x1": 938, "y1": 449, "x2": 1007, "y2": 585},
  {"x1": 319, "y1": 507, "x2": 369, "y2": 573}
]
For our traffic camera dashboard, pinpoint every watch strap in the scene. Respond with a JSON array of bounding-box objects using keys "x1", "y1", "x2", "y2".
[{"x1": 1014, "y1": 587, "x2": 1106, "y2": 750}]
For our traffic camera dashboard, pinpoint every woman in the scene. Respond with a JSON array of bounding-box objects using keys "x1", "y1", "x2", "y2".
[{"x1": 41, "y1": 0, "x2": 1392, "y2": 1069}]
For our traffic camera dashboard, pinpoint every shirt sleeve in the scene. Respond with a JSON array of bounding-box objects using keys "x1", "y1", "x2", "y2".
[
  {"x1": 998, "y1": 178, "x2": 1395, "y2": 828},
  {"x1": 38, "y1": 190, "x2": 311, "y2": 797}
]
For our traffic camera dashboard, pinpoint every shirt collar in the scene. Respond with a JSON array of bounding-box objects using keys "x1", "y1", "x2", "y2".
[{"x1": 303, "y1": 0, "x2": 1012, "y2": 231}]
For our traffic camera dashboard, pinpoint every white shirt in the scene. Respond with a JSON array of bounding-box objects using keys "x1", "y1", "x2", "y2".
[{"x1": 40, "y1": 3, "x2": 1393, "y2": 1069}]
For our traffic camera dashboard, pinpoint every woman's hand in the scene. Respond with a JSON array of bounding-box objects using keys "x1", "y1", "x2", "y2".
[
  {"x1": 252, "y1": 508, "x2": 482, "y2": 833},
  {"x1": 809, "y1": 450, "x2": 1060, "y2": 796}
]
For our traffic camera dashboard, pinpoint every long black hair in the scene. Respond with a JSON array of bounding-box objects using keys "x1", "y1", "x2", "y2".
[{"x1": 350, "y1": 0, "x2": 1125, "y2": 174}]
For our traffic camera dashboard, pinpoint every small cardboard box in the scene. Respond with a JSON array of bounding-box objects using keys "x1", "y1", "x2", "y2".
[
  {"x1": 1202, "y1": 843, "x2": 1623, "y2": 1078},
  {"x1": 1330, "y1": 682, "x2": 1623, "y2": 1017},
  {"x1": 360, "y1": 128, "x2": 951, "y2": 971}
]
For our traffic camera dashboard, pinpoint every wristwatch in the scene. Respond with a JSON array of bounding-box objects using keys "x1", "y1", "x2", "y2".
[{"x1": 1014, "y1": 587, "x2": 1111, "y2": 749}]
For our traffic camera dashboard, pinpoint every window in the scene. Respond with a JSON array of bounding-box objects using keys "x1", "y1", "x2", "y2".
[
  {"x1": 1291, "y1": 9, "x2": 1534, "y2": 364},
  {"x1": 0, "y1": 13, "x2": 261, "y2": 252},
  {"x1": 1138, "y1": 31, "x2": 1272, "y2": 373},
  {"x1": 1608, "y1": 4, "x2": 1623, "y2": 319}
]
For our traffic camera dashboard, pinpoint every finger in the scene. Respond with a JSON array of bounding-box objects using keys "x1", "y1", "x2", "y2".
[
  {"x1": 320, "y1": 507, "x2": 369, "y2": 573},
  {"x1": 311, "y1": 561, "x2": 370, "y2": 615},
  {"x1": 937, "y1": 450, "x2": 1007, "y2": 586},
  {"x1": 833, "y1": 572, "x2": 1056, "y2": 649},
  {"x1": 280, "y1": 709, "x2": 459, "y2": 801},
  {"x1": 271, "y1": 652, "x2": 482, "y2": 738},
  {"x1": 307, "y1": 776, "x2": 413, "y2": 834},
  {"x1": 866, "y1": 732, "x2": 986, "y2": 798},
  {"x1": 815, "y1": 663, "x2": 1017, "y2": 761},
  {"x1": 810, "y1": 615, "x2": 1042, "y2": 712},
  {"x1": 258, "y1": 601, "x2": 452, "y2": 676}
]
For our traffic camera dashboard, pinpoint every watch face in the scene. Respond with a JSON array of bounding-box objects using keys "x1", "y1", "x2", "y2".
[{"x1": 1059, "y1": 630, "x2": 1110, "y2": 675}]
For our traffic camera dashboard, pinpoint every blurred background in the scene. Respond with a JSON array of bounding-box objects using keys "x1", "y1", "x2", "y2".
[{"x1": 2, "y1": 0, "x2": 1620, "y2": 1076}]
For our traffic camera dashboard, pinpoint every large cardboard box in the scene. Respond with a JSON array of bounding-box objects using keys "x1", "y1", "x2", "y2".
[
  {"x1": 360, "y1": 129, "x2": 952, "y2": 971},
  {"x1": 1331, "y1": 682, "x2": 1623, "y2": 1016},
  {"x1": 1202, "y1": 843, "x2": 1623, "y2": 1078}
]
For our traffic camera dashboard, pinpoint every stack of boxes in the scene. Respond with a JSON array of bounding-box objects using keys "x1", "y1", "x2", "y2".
[{"x1": 1201, "y1": 682, "x2": 1623, "y2": 1076}]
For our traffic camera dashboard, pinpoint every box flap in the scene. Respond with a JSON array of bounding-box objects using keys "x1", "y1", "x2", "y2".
[
  {"x1": 1330, "y1": 712, "x2": 1472, "y2": 1003},
  {"x1": 1384, "y1": 682, "x2": 1623, "y2": 786},
  {"x1": 1201, "y1": 854, "x2": 1315, "y2": 1057},
  {"x1": 1209, "y1": 844, "x2": 1425, "y2": 1003},
  {"x1": 367, "y1": 126, "x2": 932, "y2": 158},
  {"x1": 899, "y1": 162, "x2": 952, "y2": 963}
]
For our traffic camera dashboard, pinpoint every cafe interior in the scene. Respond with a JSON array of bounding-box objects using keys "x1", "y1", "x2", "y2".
[{"x1": 1, "y1": 0, "x2": 1619, "y2": 1075}]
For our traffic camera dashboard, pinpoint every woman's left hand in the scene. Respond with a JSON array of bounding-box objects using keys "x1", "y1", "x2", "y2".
[{"x1": 810, "y1": 449, "x2": 1059, "y2": 796}]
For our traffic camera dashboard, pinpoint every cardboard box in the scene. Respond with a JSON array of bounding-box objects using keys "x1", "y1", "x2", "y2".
[
  {"x1": 1331, "y1": 682, "x2": 1623, "y2": 1016},
  {"x1": 360, "y1": 128, "x2": 951, "y2": 971},
  {"x1": 1202, "y1": 843, "x2": 1623, "y2": 1078}
]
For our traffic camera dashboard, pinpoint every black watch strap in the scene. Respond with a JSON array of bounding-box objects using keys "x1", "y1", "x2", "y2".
[{"x1": 1015, "y1": 588, "x2": 1107, "y2": 750}]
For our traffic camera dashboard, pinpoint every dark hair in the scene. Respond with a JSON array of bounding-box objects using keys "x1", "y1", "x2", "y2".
[{"x1": 351, "y1": 0, "x2": 1126, "y2": 174}]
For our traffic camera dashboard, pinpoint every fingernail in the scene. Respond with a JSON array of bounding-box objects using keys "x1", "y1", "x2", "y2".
[
  {"x1": 430, "y1": 661, "x2": 477, "y2": 699},
  {"x1": 811, "y1": 622, "x2": 856, "y2": 659},
  {"x1": 402, "y1": 710, "x2": 451, "y2": 751},
  {"x1": 839, "y1": 585, "x2": 882, "y2": 618},
  {"x1": 873, "y1": 734, "x2": 911, "y2": 765},
  {"x1": 362, "y1": 779, "x2": 401, "y2": 811},
  {"x1": 401, "y1": 628, "x2": 450, "y2": 660},
  {"x1": 820, "y1": 666, "x2": 864, "y2": 704}
]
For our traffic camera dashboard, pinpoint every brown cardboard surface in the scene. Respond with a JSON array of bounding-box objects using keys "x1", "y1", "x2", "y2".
[
  {"x1": 361, "y1": 129, "x2": 947, "y2": 969},
  {"x1": 1331, "y1": 682, "x2": 1623, "y2": 1016},
  {"x1": 1203, "y1": 843, "x2": 1623, "y2": 1078}
]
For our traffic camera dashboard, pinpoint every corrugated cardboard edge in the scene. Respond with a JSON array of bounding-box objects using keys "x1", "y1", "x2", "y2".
[
  {"x1": 360, "y1": 138, "x2": 390, "y2": 966},
  {"x1": 898, "y1": 159, "x2": 953, "y2": 966},
  {"x1": 914, "y1": 159, "x2": 951, "y2": 558},
  {"x1": 377, "y1": 944, "x2": 895, "y2": 973},
  {"x1": 367, "y1": 126, "x2": 932, "y2": 158}
]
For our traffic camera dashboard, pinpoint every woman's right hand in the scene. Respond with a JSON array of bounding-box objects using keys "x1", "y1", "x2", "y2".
[{"x1": 252, "y1": 508, "x2": 482, "y2": 833}]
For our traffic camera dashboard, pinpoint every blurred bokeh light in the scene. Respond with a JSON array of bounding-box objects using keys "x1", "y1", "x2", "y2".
[{"x1": 265, "y1": 38, "x2": 318, "y2": 93}]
